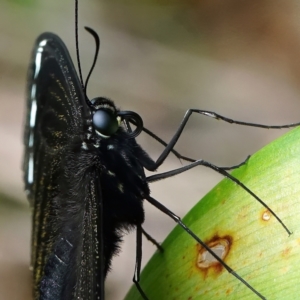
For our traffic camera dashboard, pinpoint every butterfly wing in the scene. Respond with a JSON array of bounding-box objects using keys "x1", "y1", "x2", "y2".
[
  {"x1": 24, "y1": 32, "x2": 89, "y2": 198},
  {"x1": 24, "y1": 33, "x2": 104, "y2": 299}
]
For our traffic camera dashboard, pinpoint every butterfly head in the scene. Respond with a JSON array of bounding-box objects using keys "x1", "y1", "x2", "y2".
[
  {"x1": 90, "y1": 97, "x2": 143, "y2": 139},
  {"x1": 90, "y1": 97, "x2": 121, "y2": 138}
]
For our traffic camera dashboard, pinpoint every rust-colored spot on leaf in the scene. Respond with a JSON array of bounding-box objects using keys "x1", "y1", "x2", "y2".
[
  {"x1": 196, "y1": 235, "x2": 232, "y2": 275},
  {"x1": 237, "y1": 205, "x2": 250, "y2": 219},
  {"x1": 261, "y1": 210, "x2": 271, "y2": 221},
  {"x1": 281, "y1": 247, "x2": 291, "y2": 258}
]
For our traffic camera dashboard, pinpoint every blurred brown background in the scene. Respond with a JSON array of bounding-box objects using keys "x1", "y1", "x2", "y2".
[{"x1": 1, "y1": 0, "x2": 300, "y2": 299}]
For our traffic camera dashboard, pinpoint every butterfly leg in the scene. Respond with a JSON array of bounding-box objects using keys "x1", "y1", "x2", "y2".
[
  {"x1": 138, "y1": 108, "x2": 300, "y2": 170},
  {"x1": 141, "y1": 125, "x2": 253, "y2": 168},
  {"x1": 146, "y1": 158, "x2": 291, "y2": 235},
  {"x1": 141, "y1": 227, "x2": 164, "y2": 252},
  {"x1": 190, "y1": 109, "x2": 300, "y2": 129},
  {"x1": 138, "y1": 109, "x2": 255, "y2": 171},
  {"x1": 133, "y1": 224, "x2": 149, "y2": 300},
  {"x1": 144, "y1": 195, "x2": 266, "y2": 300}
]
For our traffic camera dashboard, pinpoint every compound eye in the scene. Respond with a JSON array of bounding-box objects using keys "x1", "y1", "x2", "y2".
[{"x1": 92, "y1": 110, "x2": 119, "y2": 136}]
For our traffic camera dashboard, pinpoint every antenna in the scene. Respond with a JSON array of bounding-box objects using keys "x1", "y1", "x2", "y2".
[
  {"x1": 75, "y1": 0, "x2": 84, "y2": 89},
  {"x1": 84, "y1": 26, "x2": 100, "y2": 92}
]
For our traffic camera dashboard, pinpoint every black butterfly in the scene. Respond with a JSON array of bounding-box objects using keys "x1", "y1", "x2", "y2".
[{"x1": 23, "y1": 6, "x2": 300, "y2": 300}]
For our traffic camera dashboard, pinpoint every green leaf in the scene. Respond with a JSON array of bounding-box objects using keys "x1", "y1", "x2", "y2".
[{"x1": 125, "y1": 126, "x2": 300, "y2": 300}]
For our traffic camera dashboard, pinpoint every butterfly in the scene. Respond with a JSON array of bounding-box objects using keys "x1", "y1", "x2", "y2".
[{"x1": 23, "y1": 3, "x2": 300, "y2": 300}]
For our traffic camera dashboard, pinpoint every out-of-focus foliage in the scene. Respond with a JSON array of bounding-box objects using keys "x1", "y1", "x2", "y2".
[{"x1": 3, "y1": 0, "x2": 36, "y2": 6}]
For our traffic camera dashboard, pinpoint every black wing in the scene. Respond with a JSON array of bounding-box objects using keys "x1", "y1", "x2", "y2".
[{"x1": 23, "y1": 33, "x2": 104, "y2": 300}]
